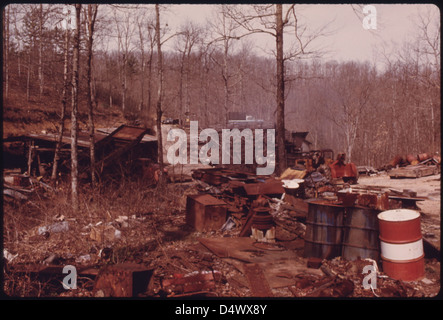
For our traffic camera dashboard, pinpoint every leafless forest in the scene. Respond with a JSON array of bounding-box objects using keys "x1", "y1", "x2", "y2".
[
  {"x1": 2, "y1": 4, "x2": 441, "y2": 300},
  {"x1": 3, "y1": 4, "x2": 440, "y2": 167}
]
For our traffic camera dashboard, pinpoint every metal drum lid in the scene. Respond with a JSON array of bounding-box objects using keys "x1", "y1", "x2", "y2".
[
  {"x1": 377, "y1": 209, "x2": 422, "y2": 243},
  {"x1": 377, "y1": 209, "x2": 420, "y2": 222}
]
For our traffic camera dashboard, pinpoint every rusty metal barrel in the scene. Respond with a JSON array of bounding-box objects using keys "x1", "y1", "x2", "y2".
[
  {"x1": 304, "y1": 200, "x2": 345, "y2": 259},
  {"x1": 378, "y1": 209, "x2": 425, "y2": 281},
  {"x1": 342, "y1": 206, "x2": 380, "y2": 261}
]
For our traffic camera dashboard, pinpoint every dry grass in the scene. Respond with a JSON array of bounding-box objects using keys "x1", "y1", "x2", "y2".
[{"x1": 2, "y1": 177, "x2": 198, "y2": 297}]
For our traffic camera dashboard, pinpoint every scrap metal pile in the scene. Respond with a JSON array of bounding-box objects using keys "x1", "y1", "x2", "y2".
[
  {"x1": 3, "y1": 163, "x2": 440, "y2": 298},
  {"x1": 386, "y1": 153, "x2": 441, "y2": 179},
  {"x1": 179, "y1": 165, "x2": 440, "y2": 297}
]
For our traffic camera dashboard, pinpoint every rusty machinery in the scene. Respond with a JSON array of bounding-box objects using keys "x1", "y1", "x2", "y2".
[{"x1": 289, "y1": 149, "x2": 358, "y2": 184}]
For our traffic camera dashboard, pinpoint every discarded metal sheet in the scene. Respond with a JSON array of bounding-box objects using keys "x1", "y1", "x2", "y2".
[
  {"x1": 186, "y1": 194, "x2": 227, "y2": 231},
  {"x1": 240, "y1": 259, "x2": 324, "y2": 290},
  {"x1": 242, "y1": 180, "x2": 285, "y2": 196},
  {"x1": 242, "y1": 263, "x2": 273, "y2": 297},
  {"x1": 162, "y1": 271, "x2": 220, "y2": 294},
  {"x1": 198, "y1": 237, "x2": 298, "y2": 264},
  {"x1": 110, "y1": 126, "x2": 148, "y2": 141},
  {"x1": 388, "y1": 196, "x2": 426, "y2": 210},
  {"x1": 24, "y1": 130, "x2": 108, "y2": 148},
  {"x1": 93, "y1": 263, "x2": 154, "y2": 297}
]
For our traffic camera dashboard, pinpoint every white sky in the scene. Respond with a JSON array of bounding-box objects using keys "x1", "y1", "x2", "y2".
[{"x1": 166, "y1": 4, "x2": 440, "y2": 69}]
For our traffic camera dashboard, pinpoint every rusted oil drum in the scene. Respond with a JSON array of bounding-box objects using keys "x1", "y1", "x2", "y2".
[
  {"x1": 252, "y1": 207, "x2": 274, "y2": 230},
  {"x1": 304, "y1": 200, "x2": 344, "y2": 259},
  {"x1": 342, "y1": 206, "x2": 380, "y2": 261},
  {"x1": 418, "y1": 153, "x2": 430, "y2": 162},
  {"x1": 406, "y1": 154, "x2": 417, "y2": 164},
  {"x1": 378, "y1": 209, "x2": 424, "y2": 281}
]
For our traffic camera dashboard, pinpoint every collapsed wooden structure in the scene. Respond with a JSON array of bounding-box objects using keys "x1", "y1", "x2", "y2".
[{"x1": 3, "y1": 125, "x2": 158, "y2": 179}]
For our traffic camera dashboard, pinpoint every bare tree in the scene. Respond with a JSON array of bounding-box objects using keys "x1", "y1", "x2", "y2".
[
  {"x1": 86, "y1": 4, "x2": 99, "y2": 187},
  {"x1": 327, "y1": 62, "x2": 375, "y2": 163},
  {"x1": 3, "y1": 5, "x2": 10, "y2": 99},
  {"x1": 113, "y1": 6, "x2": 137, "y2": 112},
  {"x1": 71, "y1": 4, "x2": 81, "y2": 211},
  {"x1": 224, "y1": 4, "x2": 331, "y2": 174},
  {"x1": 38, "y1": 4, "x2": 43, "y2": 99},
  {"x1": 208, "y1": 5, "x2": 242, "y2": 126},
  {"x1": 51, "y1": 6, "x2": 71, "y2": 183},
  {"x1": 175, "y1": 21, "x2": 202, "y2": 125},
  {"x1": 155, "y1": 4, "x2": 165, "y2": 184}
]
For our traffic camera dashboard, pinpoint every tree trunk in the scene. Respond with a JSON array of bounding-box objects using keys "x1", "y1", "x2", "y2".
[
  {"x1": 51, "y1": 11, "x2": 70, "y2": 183},
  {"x1": 38, "y1": 4, "x2": 43, "y2": 99},
  {"x1": 147, "y1": 47, "x2": 153, "y2": 117},
  {"x1": 179, "y1": 49, "x2": 186, "y2": 125},
  {"x1": 155, "y1": 4, "x2": 165, "y2": 185},
  {"x1": 275, "y1": 4, "x2": 287, "y2": 174},
  {"x1": 71, "y1": 4, "x2": 81, "y2": 211},
  {"x1": 87, "y1": 4, "x2": 98, "y2": 187},
  {"x1": 26, "y1": 54, "x2": 31, "y2": 102},
  {"x1": 138, "y1": 20, "x2": 145, "y2": 112},
  {"x1": 223, "y1": 39, "x2": 229, "y2": 126},
  {"x1": 3, "y1": 6, "x2": 10, "y2": 99}
]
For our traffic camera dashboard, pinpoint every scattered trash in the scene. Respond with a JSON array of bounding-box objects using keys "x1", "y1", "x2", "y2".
[
  {"x1": 221, "y1": 217, "x2": 236, "y2": 231},
  {"x1": 3, "y1": 249, "x2": 18, "y2": 263},
  {"x1": 3, "y1": 188, "x2": 28, "y2": 200},
  {"x1": 90, "y1": 224, "x2": 121, "y2": 242},
  {"x1": 38, "y1": 221, "x2": 69, "y2": 235},
  {"x1": 93, "y1": 263, "x2": 154, "y2": 297},
  {"x1": 75, "y1": 254, "x2": 92, "y2": 264}
]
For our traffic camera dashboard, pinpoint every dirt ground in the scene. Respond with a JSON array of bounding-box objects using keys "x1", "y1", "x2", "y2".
[{"x1": 358, "y1": 172, "x2": 441, "y2": 250}]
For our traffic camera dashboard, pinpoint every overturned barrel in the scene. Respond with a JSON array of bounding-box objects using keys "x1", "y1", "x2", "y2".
[
  {"x1": 304, "y1": 200, "x2": 345, "y2": 259},
  {"x1": 378, "y1": 209, "x2": 425, "y2": 281},
  {"x1": 342, "y1": 206, "x2": 380, "y2": 261}
]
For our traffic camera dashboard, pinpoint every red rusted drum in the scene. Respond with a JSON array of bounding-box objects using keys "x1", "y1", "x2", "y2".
[
  {"x1": 378, "y1": 209, "x2": 424, "y2": 281},
  {"x1": 406, "y1": 154, "x2": 417, "y2": 164},
  {"x1": 378, "y1": 209, "x2": 422, "y2": 243},
  {"x1": 418, "y1": 153, "x2": 430, "y2": 162}
]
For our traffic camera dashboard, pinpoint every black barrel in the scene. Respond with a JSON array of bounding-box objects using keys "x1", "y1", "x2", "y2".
[
  {"x1": 342, "y1": 206, "x2": 380, "y2": 261},
  {"x1": 304, "y1": 200, "x2": 345, "y2": 259}
]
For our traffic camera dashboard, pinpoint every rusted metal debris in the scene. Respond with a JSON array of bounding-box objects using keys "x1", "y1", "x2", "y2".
[
  {"x1": 186, "y1": 194, "x2": 227, "y2": 232},
  {"x1": 242, "y1": 263, "x2": 273, "y2": 297},
  {"x1": 93, "y1": 263, "x2": 154, "y2": 297},
  {"x1": 161, "y1": 270, "x2": 221, "y2": 296}
]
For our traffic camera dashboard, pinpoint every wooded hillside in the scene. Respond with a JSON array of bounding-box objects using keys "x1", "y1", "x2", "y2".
[{"x1": 3, "y1": 4, "x2": 440, "y2": 169}]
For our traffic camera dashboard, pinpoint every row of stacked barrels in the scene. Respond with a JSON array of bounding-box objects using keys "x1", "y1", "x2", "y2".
[{"x1": 304, "y1": 199, "x2": 424, "y2": 281}]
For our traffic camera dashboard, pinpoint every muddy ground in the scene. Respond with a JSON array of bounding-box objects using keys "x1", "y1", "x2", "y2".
[
  {"x1": 358, "y1": 173, "x2": 441, "y2": 251},
  {"x1": 2, "y1": 168, "x2": 441, "y2": 299}
]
